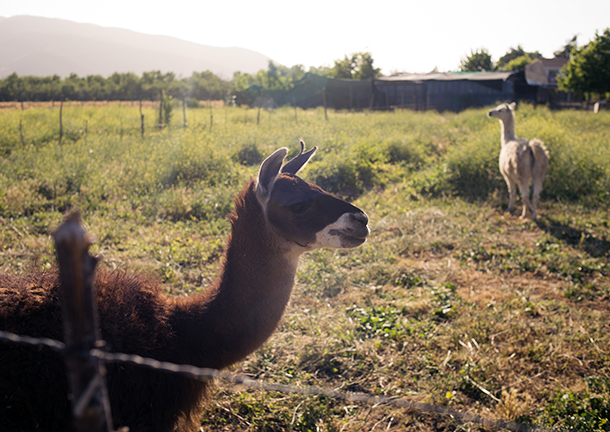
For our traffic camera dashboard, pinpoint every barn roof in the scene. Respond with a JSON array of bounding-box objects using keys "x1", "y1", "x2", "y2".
[{"x1": 377, "y1": 71, "x2": 515, "y2": 83}]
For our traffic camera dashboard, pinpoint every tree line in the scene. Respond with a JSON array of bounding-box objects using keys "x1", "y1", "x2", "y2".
[
  {"x1": 460, "y1": 29, "x2": 610, "y2": 99},
  {"x1": 0, "y1": 52, "x2": 381, "y2": 105},
  {"x1": 1, "y1": 29, "x2": 608, "y2": 104},
  {"x1": 0, "y1": 70, "x2": 231, "y2": 104}
]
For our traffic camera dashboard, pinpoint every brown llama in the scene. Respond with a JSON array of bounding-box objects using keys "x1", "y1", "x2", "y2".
[
  {"x1": 0, "y1": 141, "x2": 370, "y2": 432},
  {"x1": 487, "y1": 102, "x2": 550, "y2": 220}
]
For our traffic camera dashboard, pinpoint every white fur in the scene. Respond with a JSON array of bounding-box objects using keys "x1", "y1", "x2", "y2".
[
  {"x1": 488, "y1": 103, "x2": 550, "y2": 220},
  {"x1": 312, "y1": 213, "x2": 370, "y2": 249}
]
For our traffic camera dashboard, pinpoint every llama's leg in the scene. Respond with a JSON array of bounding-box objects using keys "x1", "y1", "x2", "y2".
[
  {"x1": 517, "y1": 181, "x2": 534, "y2": 219},
  {"x1": 504, "y1": 177, "x2": 516, "y2": 213},
  {"x1": 531, "y1": 177, "x2": 544, "y2": 220}
]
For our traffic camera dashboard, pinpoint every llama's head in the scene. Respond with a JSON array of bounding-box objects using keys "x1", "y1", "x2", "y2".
[
  {"x1": 487, "y1": 102, "x2": 516, "y2": 121},
  {"x1": 256, "y1": 141, "x2": 369, "y2": 251}
]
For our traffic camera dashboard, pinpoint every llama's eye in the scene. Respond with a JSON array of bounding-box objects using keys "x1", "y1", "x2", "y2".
[{"x1": 289, "y1": 202, "x2": 310, "y2": 213}]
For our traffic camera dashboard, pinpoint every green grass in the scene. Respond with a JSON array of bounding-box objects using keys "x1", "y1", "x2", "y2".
[{"x1": 1, "y1": 103, "x2": 609, "y2": 431}]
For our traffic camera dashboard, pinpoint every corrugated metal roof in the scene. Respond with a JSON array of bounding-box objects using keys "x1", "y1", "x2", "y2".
[{"x1": 377, "y1": 71, "x2": 515, "y2": 82}]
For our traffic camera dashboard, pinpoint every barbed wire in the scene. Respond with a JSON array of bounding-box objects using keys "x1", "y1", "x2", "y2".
[{"x1": 0, "y1": 329, "x2": 556, "y2": 432}]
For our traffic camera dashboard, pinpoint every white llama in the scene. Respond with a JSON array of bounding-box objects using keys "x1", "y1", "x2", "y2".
[{"x1": 487, "y1": 102, "x2": 549, "y2": 220}]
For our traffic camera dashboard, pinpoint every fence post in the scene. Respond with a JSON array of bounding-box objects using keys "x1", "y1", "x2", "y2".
[
  {"x1": 158, "y1": 91, "x2": 163, "y2": 127},
  {"x1": 59, "y1": 99, "x2": 64, "y2": 145},
  {"x1": 209, "y1": 100, "x2": 213, "y2": 132},
  {"x1": 19, "y1": 118, "x2": 24, "y2": 146},
  {"x1": 54, "y1": 211, "x2": 113, "y2": 432},
  {"x1": 139, "y1": 100, "x2": 145, "y2": 138}
]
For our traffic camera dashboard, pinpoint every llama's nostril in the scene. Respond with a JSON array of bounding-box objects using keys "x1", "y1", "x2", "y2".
[{"x1": 351, "y1": 212, "x2": 369, "y2": 227}]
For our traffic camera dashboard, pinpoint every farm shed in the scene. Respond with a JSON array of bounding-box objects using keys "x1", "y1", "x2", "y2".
[{"x1": 373, "y1": 71, "x2": 517, "y2": 111}]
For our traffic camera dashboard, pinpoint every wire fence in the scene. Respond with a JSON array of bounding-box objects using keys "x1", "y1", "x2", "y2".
[{"x1": 0, "y1": 328, "x2": 554, "y2": 432}]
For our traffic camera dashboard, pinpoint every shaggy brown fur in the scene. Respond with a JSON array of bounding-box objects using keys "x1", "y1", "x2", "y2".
[
  {"x1": 1, "y1": 269, "x2": 206, "y2": 431},
  {"x1": 0, "y1": 145, "x2": 370, "y2": 432}
]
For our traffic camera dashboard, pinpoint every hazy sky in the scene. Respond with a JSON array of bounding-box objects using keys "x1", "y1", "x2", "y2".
[{"x1": 3, "y1": 0, "x2": 609, "y2": 75}]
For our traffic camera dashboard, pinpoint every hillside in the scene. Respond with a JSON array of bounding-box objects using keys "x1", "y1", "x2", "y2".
[{"x1": 0, "y1": 15, "x2": 272, "y2": 79}]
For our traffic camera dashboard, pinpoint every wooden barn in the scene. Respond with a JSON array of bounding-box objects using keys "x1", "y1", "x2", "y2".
[{"x1": 373, "y1": 71, "x2": 518, "y2": 111}]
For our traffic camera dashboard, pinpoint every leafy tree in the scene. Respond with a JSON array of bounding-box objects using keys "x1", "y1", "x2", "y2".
[
  {"x1": 502, "y1": 54, "x2": 537, "y2": 71},
  {"x1": 264, "y1": 61, "x2": 285, "y2": 89},
  {"x1": 558, "y1": 28, "x2": 610, "y2": 98},
  {"x1": 187, "y1": 71, "x2": 230, "y2": 100},
  {"x1": 554, "y1": 35, "x2": 578, "y2": 59},
  {"x1": 108, "y1": 72, "x2": 142, "y2": 100},
  {"x1": 332, "y1": 55, "x2": 357, "y2": 79},
  {"x1": 498, "y1": 46, "x2": 526, "y2": 69},
  {"x1": 61, "y1": 73, "x2": 86, "y2": 100},
  {"x1": 353, "y1": 52, "x2": 382, "y2": 80},
  {"x1": 330, "y1": 52, "x2": 381, "y2": 80},
  {"x1": 0, "y1": 73, "x2": 23, "y2": 101},
  {"x1": 496, "y1": 45, "x2": 541, "y2": 70},
  {"x1": 86, "y1": 74, "x2": 108, "y2": 100},
  {"x1": 285, "y1": 64, "x2": 306, "y2": 83},
  {"x1": 141, "y1": 70, "x2": 176, "y2": 100},
  {"x1": 232, "y1": 71, "x2": 254, "y2": 92},
  {"x1": 0, "y1": 70, "x2": 233, "y2": 102},
  {"x1": 308, "y1": 65, "x2": 332, "y2": 77},
  {"x1": 460, "y1": 48, "x2": 495, "y2": 72},
  {"x1": 232, "y1": 61, "x2": 298, "y2": 93}
]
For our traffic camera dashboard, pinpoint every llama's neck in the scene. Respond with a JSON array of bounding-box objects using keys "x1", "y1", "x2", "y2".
[
  {"x1": 173, "y1": 181, "x2": 301, "y2": 369},
  {"x1": 499, "y1": 115, "x2": 516, "y2": 145}
]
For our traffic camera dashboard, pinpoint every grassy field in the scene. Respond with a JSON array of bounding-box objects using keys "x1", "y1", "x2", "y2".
[{"x1": 1, "y1": 103, "x2": 609, "y2": 431}]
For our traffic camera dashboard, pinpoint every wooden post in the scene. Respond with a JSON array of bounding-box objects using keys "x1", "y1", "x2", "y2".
[
  {"x1": 322, "y1": 87, "x2": 328, "y2": 121},
  {"x1": 139, "y1": 100, "x2": 145, "y2": 138},
  {"x1": 54, "y1": 211, "x2": 113, "y2": 432},
  {"x1": 158, "y1": 92, "x2": 163, "y2": 127},
  {"x1": 209, "y1": 100, "x2": 213, "y2": 132},
  {"x1": 257, "y1": 103, "x2": 261, "y2": 125},
  {"x1": 19, "y1": 118, "x2": 24, "y2": 146},
  {"x1": 59, "y1": 100, "x2": 64, "y2": 145},
  {"x1": 293, "y1": 97, "x2": 297, "y2": 122},
  {"x1": 85, "y1": 120, "x2": 88, "y2": 143}
]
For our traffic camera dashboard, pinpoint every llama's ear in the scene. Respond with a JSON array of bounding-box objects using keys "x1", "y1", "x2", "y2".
[
  {"x1": 256, "y1": 147, "x2": 288, "y2": 201},
  {"x1": 509, "y1": 102, "x2": 516, "y2": 110},
  {"x1": 281, "y1": 140, "x2": 318, "y2": 175}
]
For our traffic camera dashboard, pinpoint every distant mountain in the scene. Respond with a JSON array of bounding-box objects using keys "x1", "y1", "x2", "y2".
[{"x1": 0, "y1": 15, "x2": 273, "y2": 79}]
